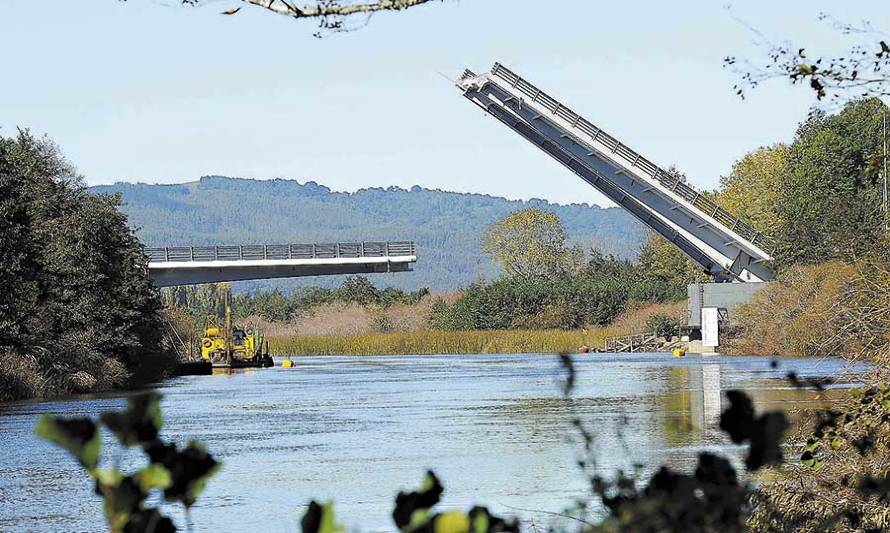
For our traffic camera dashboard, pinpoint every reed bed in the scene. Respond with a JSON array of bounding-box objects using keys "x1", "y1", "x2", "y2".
[{"x1": 269, "y1": 328, "x2": 607, "y2": 356}]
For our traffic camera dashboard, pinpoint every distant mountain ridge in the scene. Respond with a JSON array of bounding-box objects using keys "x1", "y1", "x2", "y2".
[{"x1": 92, "y1": 176, "x2": 646, "y2": 291}]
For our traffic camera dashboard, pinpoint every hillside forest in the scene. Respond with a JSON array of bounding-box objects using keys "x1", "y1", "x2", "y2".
[{"x1": 92, "y1": 176, "x2": 646, "y2": 292}]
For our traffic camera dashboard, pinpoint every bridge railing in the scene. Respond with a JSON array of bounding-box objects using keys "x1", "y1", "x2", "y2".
[
  {"x1": 486, "y1": 63, "x2": 775, "y2": 256},
  {"x1": 603, "y1": 332, "x2": 661, "y2": 353},
  {"x1": 145, "y1": 241, "x2": 416, "y2": 263}
]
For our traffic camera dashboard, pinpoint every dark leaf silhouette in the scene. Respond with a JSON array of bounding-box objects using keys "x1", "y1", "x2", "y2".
[
  {"x1": 392, "y1": 470, "x2": 444, "y2": 529},
  {"x1": 719, "y1": 390, "x2": 788, "y2": 470},
  {"x1": 101, "y1": 392, "x2": 163, "y2": 447}
]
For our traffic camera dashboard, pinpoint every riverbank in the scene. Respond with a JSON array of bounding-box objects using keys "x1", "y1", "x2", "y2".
[
  {"x1": 269, "y1": 328, "x2": 605, "y2": 356},
  {"x1": 262, "y1": 300, "x2": 686, "y2": 356}
]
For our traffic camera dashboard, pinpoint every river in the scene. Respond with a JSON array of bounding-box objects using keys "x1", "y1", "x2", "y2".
[{"x1": 0, "y1": 353, "x2": 862, "y2": 532}]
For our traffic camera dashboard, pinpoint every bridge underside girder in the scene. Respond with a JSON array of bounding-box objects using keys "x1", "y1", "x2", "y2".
[{"x1": 149, "y1": 259, "x2": 414, "y2": 287}]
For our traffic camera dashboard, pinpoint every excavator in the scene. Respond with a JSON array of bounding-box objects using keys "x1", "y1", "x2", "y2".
[{"x1": 200, "y1": 292, "x2": 274, "y2": 369}]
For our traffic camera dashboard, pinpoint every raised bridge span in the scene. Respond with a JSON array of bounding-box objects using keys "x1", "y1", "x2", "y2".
[
  {"x1": 146, "y1": 241, "x2": 416, "y2": 287},
  {"x1": 456, "y1": 63, "x2": 775, "y2": 283}
]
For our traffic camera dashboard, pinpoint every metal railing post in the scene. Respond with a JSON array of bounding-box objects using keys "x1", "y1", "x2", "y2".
[
  {"x1": 263, "y1": 245, "x2": 268, "y2": 260},
  {"x1": 336, "y1": 243, "x2": 341, "y2": 257},
  {"x1": 360, "y1": 242, "x2": 364, "y2": 257},
  {"x1": 239, "y1": 245, "x2": 243, "y2": 260},
  {"x1": 164, "y1": 248, "x2": 169, "y2": 262},
  {"x1": 190, "y1": 247, "x2": 194, "y2": 261},
  {"x1": 312, "y1": 243, "x2": 317, "y2": 258}
]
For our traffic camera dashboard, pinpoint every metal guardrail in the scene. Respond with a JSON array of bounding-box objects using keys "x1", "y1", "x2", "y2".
[
  {"x1": 145, "y1": 241, "x2": 416, "y2": 263},
  {"x1": 484, "y1": 63, "x2": 775, "y2": 255}
]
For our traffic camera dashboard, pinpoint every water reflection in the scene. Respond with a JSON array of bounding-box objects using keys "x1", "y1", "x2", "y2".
[
  {"x1": 659, "y1": 362, "x2": 722, "y2": 444},
  {"x1": 0, "y1": 354, "x2": 863, "y2": 532}
]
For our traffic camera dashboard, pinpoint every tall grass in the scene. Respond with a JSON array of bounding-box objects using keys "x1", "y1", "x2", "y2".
[{"x1": 269, "y1": 328, "x2": 607, "y2": 356}]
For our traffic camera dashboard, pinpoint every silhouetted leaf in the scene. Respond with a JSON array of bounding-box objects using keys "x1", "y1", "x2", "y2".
[
  {"x1": 859, "y1": 474, "x2": 890, "y2": 501},
  {"x1": 123, "y1": 508, "x2": 176, "y2": 533},
  {"x1": 300, "y1": 500, "x2": 343, "y2": 533},
  {"x1": 101, "y1": 392, "x2": 163, "y2": 447},
  {"x1": 155, "y1": 441, "x2": 220, "y2": 507},
  {"x1": 719, "y1": 390, "x2": 755, "y2": 443},
  {"x1": 393, "y1": 470, "x2": 444, "y2": 529},
  {"x1": 35, "y1": 416, "x2": 100, "y2": 470},
  {"x1": 467, "y1": 506, "x2": 519, "y2": 533},
  {"x1": 746, "y1": 412, "x2": 789, "y2": 470},
  {"x1": 718, "y1": 390, "x2": 788, "y2": 470}
]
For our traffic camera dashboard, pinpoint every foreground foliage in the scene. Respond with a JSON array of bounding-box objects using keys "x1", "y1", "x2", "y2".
[
  {"x1": 37, "y1": 392, "x2": 220, "y2": 532},
  {"x1": 749, "y1": 383, "x2": 890, "y2": 531},
  {"x1": 0, "y1": 131, "x2": 174, "y2": 401}
]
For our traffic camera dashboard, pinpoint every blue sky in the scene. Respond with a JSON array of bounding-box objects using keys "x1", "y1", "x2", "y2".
[{"x1": 2, "y1": 0, "x2": 887, "y2": 205}]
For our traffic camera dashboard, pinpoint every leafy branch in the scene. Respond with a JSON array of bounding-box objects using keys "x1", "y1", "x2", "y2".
[
  {"x1": 725, "y1": 12, "x2": 890, "y2": 101},
  {"x1": 126, "y1": 1, "x2": 443, "y2": 36},
  {"x1": 36, "y1": 392, "x2": 220, "y2": 532}
]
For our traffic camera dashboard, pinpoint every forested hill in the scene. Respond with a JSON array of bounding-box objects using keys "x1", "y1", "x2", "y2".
[{"x1": 92, "y1": 176, "x2": 645, "y2": 291}]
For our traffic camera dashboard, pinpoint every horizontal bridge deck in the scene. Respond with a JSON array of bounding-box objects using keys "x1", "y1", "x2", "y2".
[{"x1": 146, "y1": 241, "x2": 416, "y2": 286}]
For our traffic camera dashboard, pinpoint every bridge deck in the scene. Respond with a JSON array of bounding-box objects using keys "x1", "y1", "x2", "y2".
[
  {"x1": 146, "y1": 241, "x2": 416, "y2": 286},
  {"x1": 457, "y1": 63, "x2": 775, "y2": 283}
]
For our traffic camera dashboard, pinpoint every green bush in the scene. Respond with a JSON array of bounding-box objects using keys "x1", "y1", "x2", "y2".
[
  {"x1": 646, "y1": 313, "x2": 682, "y2": 338},
  {"x1": 428, "y1": 252, "x2": 683, "y2": 331}
]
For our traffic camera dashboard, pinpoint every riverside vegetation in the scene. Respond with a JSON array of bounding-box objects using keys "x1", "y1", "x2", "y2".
[{"x1": 0, "y1": 131, "x2": 176, "y2": 402}]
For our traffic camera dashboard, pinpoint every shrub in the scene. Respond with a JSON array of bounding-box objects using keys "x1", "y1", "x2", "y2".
[
  {"x1": 727, "y1": 260, "x2": 859, "y2": 358},
  {"x1": 646, "y1": 313, "x2": 682, "y2": 338}
]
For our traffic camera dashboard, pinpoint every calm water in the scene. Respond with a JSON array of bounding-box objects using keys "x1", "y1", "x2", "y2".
[{"x1": 0, "y1": 353, "x2": 862, "y2": 532}]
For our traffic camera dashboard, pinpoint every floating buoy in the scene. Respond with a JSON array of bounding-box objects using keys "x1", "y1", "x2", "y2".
[
  {"x1": 672, "y1": 347, "x2": 686, "y2": 358},
  {"x1": 281, "y1": 358, "x2": 293, "y2": 368}
]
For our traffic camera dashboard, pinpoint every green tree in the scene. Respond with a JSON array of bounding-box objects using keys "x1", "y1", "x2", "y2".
[
  {"x1": 482, "y1": 208, "x2": 582, "y2": 281},
  {"x1": 636, "y1": 233, "x2": 712, "y2": 297},
  {"x1": 337, "y1": 275, "x2": 380, "y2": 306},
  {"x1": 716, "y1": 144, "x2": 789, "y2": 235},
  {"x1": 775, "y1": 98, "x2": 888, "y2": 266},
  {"x1": 0, "y1": 131, "x2": 174, "y2": 401}
]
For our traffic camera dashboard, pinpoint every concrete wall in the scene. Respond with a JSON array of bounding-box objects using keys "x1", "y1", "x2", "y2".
[{"x1": 687, "y1": 282, "x2": 769, "y2": 327}]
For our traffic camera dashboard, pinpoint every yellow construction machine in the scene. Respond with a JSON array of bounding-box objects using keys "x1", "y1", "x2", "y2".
[{"x1": 200, "y1": 293, "x2": 273, "y2": 369}]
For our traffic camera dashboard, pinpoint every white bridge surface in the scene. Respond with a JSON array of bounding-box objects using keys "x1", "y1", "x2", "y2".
[
  {"x1": 146, "y1": 241, "x2": 416, "y2": 287},
  {"x1": 457, "y1": 63, "x2": 775, "y2": 282}
]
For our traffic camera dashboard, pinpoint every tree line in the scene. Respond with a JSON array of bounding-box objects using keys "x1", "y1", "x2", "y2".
[{"x1": 0, "y1": 131, "x2": 175, "y2": 402}]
